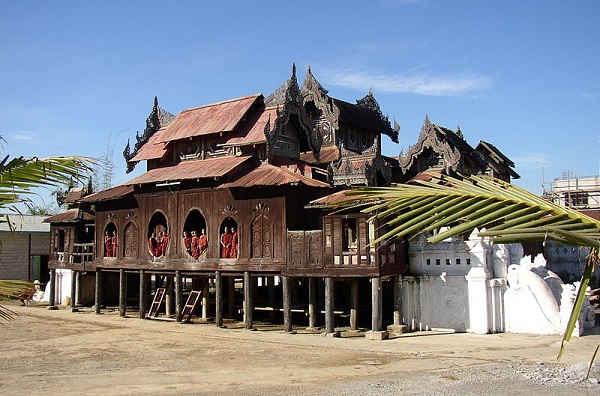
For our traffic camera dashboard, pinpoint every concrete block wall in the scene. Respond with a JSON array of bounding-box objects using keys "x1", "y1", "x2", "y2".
[{"x1": 0, "y1": 232, "x2": 50, "y2": 280}]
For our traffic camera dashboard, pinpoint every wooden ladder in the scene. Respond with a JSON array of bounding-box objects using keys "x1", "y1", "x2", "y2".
[
  {"x1": 147, "y1": 287, "x2": 166, "y2": 318},
  {"x1": 179, "y1": 290, "x2": 202, "y2": 323}
]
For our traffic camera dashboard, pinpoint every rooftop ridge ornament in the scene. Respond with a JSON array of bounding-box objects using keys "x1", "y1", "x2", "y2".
[
  {"x1": 356, "y1": 89, "x2": 399, "y2": 143},
  {"x1": 123, "y1": 97, "x2": 175, "y2": 173}
]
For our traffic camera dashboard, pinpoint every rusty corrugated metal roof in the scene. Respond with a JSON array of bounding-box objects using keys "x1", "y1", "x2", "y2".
[
  {"x1": 44, "y1": 209, "x2": 95, "y2": 223},
  {"x1": 126, "y1": 156, "x2": 253, "y2": 185},
  {"x1": 155, "y1": 95, "x2": 262, "y2": 143},
  {"x1": 299, "y1": 145, "x2": 339, "y2": 164},
  {"x1": 63, "y1": 187, "x2": 87, "y2": 204},
  {"x1": 220, "y1": 162, "x2": 330, "y2": 188},
  {"x1": 130, "y1": 127, "x2": 169, "y2": 162},
  {"x1": 80, "y1": 185, "x2": 135, "y2": 203},
  {"x1": 224, "y1": 106, "x2": 276, "y2": 146},
  {"x1": 305, "y1": 189, "x2": 377, "y2": 209}
]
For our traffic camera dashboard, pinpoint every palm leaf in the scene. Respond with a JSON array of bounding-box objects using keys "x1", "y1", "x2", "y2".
[
  {"x1": 0, "y1": 280, "x2": 36, "y2": 323},
  {"x1": 0, "y1": 155, "x2": 95, "y2": 210},
  {"x1": 342, "y1": 173, "x2": 600, "y2": 358}
]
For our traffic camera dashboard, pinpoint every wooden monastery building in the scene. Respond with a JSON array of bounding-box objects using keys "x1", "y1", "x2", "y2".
[{"x1": 46, "y1": 66, "x2": 518, "y2": 337}]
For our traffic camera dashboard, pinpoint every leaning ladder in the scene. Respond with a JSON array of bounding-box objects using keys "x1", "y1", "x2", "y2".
[
  {"x1": 179, "y1": 290, "x2": 202, "y2": 323},
  {"x1": 146, "y1": 287, "x2": 166, "y2": 318}
]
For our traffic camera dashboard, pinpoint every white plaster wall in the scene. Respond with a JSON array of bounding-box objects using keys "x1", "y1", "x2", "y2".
[{"x1": 403, "y1": 275, "x2": 469, "y2": 332}]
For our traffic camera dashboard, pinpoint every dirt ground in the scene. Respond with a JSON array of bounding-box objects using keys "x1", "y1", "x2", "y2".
[{"x1": 1, "y1": 301, "x2": 599, "y2": 396}]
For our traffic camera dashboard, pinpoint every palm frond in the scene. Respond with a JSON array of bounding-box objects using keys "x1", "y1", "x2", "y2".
[
  {"x1": 0, "y1": 280, "x2": 36, "y2": 323},
  {"x1": 0, "y1": 155, "x2": 95, "y2": 210},
  {"x1": 342, "y1": 173, "x2": 600, "y2": 358}
]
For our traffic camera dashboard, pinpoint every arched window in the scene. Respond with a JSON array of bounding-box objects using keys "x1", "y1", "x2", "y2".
[
  {"x1": 123, "y1": 222, "x2": 139, "y2": 258},
  {"x1": 103, "y1": 223, "x2": 117, "y2": 258},
  {"x1": 148, "y1": 212, "x2": 169, "y2": 258},
  {"x1": 183, "y1": 209, "x2": 207, "y2": 260},
  {"x1": 219, "y1": 217, "x2": 238, "y2": 258}
]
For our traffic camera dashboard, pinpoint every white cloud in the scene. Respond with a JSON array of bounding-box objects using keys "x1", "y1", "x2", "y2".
[
  {"x1": 320, "y1": 68, "x2": 491, "y2": 97},
  {"x1": 11, "y1": 130, "x2": 37, "y2": 141},
  {"x1": 512, "y1": 152, "x2": 553, "y2": 170}
]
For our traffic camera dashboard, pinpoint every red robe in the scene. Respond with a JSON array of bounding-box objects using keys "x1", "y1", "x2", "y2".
[
  {"x1": 160, "y1": 235, "x2": 169, "y2": 256},
  {"x1": 221, "y1": 232, "x2": 232, "y2": 258},
  {"x1": 191, "y1": 236, "x2": 200, "y2": 259},
  {"x1": 183, "y1": 236, "x2": 192, "y2": 255},
  {"x1": 104, "y1": 235, "x2": 113, "y2": 257},
  {"x1": 229, "y1": 231, "x2": 238, "y2": 258},
  {"x1": 148, "y1": 236, "x2": 158, "y2": 256},
  {"x1": 199, "y1": 234, "x2": 208, "y2": 256}
]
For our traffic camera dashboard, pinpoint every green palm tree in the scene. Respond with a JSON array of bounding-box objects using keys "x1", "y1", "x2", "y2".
[
  {"x1": 0, "y1": 153, "x2": 94, "y2": 321},
  {"x1": 343, "y1": 172, "x2": 599, "y2": 358}
]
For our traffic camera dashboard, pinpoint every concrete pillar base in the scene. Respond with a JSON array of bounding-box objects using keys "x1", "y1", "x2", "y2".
[
  {"x1": 365, "y1": 330, "x2": 389, "y2": 341},
  {"x1": 321, "y1": 331, "x2": 341, "y2": 338},
  {"x1": 387, "y1": 324, "x2": 408, "y2": 336}
]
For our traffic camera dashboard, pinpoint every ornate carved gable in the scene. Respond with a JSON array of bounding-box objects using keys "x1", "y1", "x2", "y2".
[
  {"x1": 356, "y1": 89, "x2": 400, "y2": 143},
  {"x1": 399, "y1": 115, "x2": 462, "y2": 176},
  {"x1": 300, "y1": 66, "x2": 340, "y2": 146},
  {"x1": 328, "y1": 155, "x2": 392, "y2": 187},
  {"x1": 123, "y1": 97, "x2": 175, "y2": 173},
  {"x1": 263, "y1": 65, "x2": 322, "y2": 160}
]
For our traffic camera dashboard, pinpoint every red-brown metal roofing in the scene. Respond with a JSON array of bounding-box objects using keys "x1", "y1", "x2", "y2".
[
  {"x1": 305, "y1": 189, "x2": 376, "y2": 208},
  {"x1": 80, "y1": 185, "x2": 135, "y2": 203},
  {"x1": 63, "y1": 187, "x2": 87, "y2": 204},
  {"x1": 130, "y1": 127, "x2": 169, "y2": 162},
  {"x1": 220, "y1": 162, "x2": 330, "y2": 188},
  {"x1": 45, "y1": 208, "x2": 95, "y2": 223},
  {"x1": 126, "y1": 156, "x2": 253, "y2": 185},
  {"x1": 224, "y1": 106, "x2": 277, "y2": 146},
  {"x1": 155, "y1": 95, "x2": 262, "y2": 143},
  {"x1": 299, "y1": 145, "x2": 340, "y2": 164}
]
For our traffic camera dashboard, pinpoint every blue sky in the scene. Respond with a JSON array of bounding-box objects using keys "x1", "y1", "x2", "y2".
[{"x1": 1, "y1": 1, "x2": 598, "y2": 208}]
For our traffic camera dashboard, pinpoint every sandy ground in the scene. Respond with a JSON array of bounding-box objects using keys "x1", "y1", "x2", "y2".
[{"x1": 1, "y1": 301, "x2": 599, "y2": 396}]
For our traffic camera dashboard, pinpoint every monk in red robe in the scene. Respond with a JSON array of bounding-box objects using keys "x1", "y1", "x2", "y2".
[
  {"x1": 220, "y1": 226, "x2": 231, "y2": 258},
  {"x1": 110, "y1": 231, "x2": 118, "y2": 257},
  {"x1": 229, "y1": 227, "x2": 238, "y2": 258},
  {"x1": 104, "y1": 231, "x2": 113, "y2": 257},
  {"x1": 148, "y1": 232, "x2": 158, "y2": 256},
  {"x1": 199, "y1": 228, "x2": 208, "y2": 256},
  {"x1": 183, "y1": 231, "x2": 192, "y2": 256},
  {"x1": 160, "y1": 230, "x2": 169, "y2": 256},
  {"x1": 191, "y1": 230, "x2": 200, "y2": 259}
]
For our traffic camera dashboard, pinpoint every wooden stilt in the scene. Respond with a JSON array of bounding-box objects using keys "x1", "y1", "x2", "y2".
[
  {"x1": 282, "y1": 276, "x2": 292, "y2": 332},
  {"x1": 227, "y1": 276, "x2": 235, "y2": 317},
  {"x1": 394, "y1": 275, "x2": 402, "y2": 326},
  {"x1": 165, "y1": 277, "x2": 174, "y2": 316},
  {"x1": 215, "y1": 271, "x2": 223, "y2": 327},
  {"x1": 243, "y1": 271, "x2": 253, "y2": 330},
  {"x1": 268, "y1": 276, "x2": 276, "y2": 322},
  {"x1": 70, "y1": 270, "x2": 77, "y2": 310},
  {"x1": 119, "y1": 269, "x2": 127, "y2": 317},
  {"x1": 94, "y1": 268, "x2": 101, "y2": 314},
  {"x1": 139, "y1": 269, "x2": 146, "y2": 319},
  {"x1": 202, "y1": 280, "x2": 209, "y2": 319},
  {"x1": 49, "y1": 269, "x2": 56, "y2": 307},
  {"x1": 350, "y1": 279, "x2": 359, "y2": 330},
  {"x1": 175, "y1": 271, "x2": 182, "y2": 322},
  {"x1": 371, "y1": 277, "x2": 381, "y2": 331},
  {"x1": 308, "y1": 277, "x2": 317, "y2": 329},
  {"x1": 325, "y1": 277, "x2": 334, "y2": 333}
]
